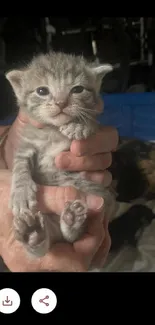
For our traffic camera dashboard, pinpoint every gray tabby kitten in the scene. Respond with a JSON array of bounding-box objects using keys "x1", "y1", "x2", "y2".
[{"x1": 6, "y1": 51, "x2": 114, "y2": 258}]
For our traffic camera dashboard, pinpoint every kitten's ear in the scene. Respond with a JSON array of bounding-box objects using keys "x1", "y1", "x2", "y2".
[
  {"x1": 92, "y1": 64, "x2": 113, "y2": 80},
  {"x1": 90, "y1": 64, "x2": 113, "y2": 90},
  {"x1": 5, "y1": 70, "x2": 24, "y2": 100}
]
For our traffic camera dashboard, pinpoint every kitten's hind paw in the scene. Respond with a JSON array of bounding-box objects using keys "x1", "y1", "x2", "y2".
[
  {"x1": 14, "y1": 211, "x2": 49, "y2": 257},
  {"x1": 60, "y1": 200, "x2": 88, "y2": 243}
]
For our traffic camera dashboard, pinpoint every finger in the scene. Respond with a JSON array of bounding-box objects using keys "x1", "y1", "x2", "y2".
[
  {"x1": 0, "y1": 126, "x2": 10, "y2": 136},
  {"x1": 40, "y1": 244, "x2": 87, "y2": 272},
  {"x1": 1, "y1": 235, "x2": 86, "y2": 272},
  {"x1": 0, "y1": 126, "x2": 11, "y2": 168},
  {"x1": 80, "y1": 170, "x2": 112, "y2": 187},
  {"x1": 73, "y1": 212, "x2": 105, "y2": 267},
  {"x1": 18, "y1": 111, "x2": 45, "y2": 128},
  {"x1": 91, "y1": 217, "x2": 111, "y2": 269},
  {"x1": 93, "y1": 231, "x2": 111, "y2": 269},
  {"x1": 55, "y1": 152, "x2": 112, "y2": 171},
  {"x1": 5, "y1": 114, "x2": 44, "y2": 170},
  {"x1": 70, "y1": 126, "x2": 119, "y2": 156},
  {"x1": 0, "y1": 169, "x2": 11, "y2": 184},
  {"x1": 95, "y1": 97, "x2": 104, "y2": 114},
  {"x1": 5, "y1": 117, "x2": 26, "y2": 169},
  {"x1": 37, "y1": 185, "x2": 104, "y2": 215}
]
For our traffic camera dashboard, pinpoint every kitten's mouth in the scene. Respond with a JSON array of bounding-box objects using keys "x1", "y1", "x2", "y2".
[
  {"x1": 50, "y1": 111, "x2": 72, "y2": 125},
  {"x1": 53, "y1": 112, "x2": 69, "y2": 118}
]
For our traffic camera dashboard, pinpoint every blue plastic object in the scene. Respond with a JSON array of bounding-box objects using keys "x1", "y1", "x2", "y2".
[
  {"x1": 99, "y1": 92, "x2": 155, "y2": 141},
  {"x1": 0, "y1": 115, "x2": 16, "y2": 126}
]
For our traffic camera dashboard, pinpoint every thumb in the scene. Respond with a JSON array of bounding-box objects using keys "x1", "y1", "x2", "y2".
[
  {"x1": 37, "y1": 185, "x2": 104, "y2": 215},
  {"x1": 18, "y1": 110, "x2": 45, "y2": 128}
]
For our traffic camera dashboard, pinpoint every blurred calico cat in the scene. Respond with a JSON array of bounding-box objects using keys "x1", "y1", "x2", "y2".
[{"x1": 108, "y1": 138, "x2": 155, "y2": 255}]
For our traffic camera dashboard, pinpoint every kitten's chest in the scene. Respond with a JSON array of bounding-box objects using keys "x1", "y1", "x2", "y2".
[{"x1": 35, "y1": 129, "x2": 71, "y2": 171}]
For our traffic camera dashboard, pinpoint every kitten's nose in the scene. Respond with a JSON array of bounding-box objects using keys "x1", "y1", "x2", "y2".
[
  {"x1": 55, "y1": 99, "x2": 67, "y2": 109},
  {"x1": 55, "y1": 100, "x2": 64, "y2": 106}
]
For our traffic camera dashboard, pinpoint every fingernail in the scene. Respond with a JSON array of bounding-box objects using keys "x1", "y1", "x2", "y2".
[
  {"x1": 62, "y1": 155, "x2": 71, "y2": 168},
  {"x1": 56, "y1": 154, "x2": 71, "y2": 169},
  {"x1": 86, "y1": 194, "x2": 104, "y2": 211}
]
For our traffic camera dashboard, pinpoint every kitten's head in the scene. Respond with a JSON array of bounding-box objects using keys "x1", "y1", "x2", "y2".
[{"x1": 6, "y1": 52, "x2": 112, "y2": 127}]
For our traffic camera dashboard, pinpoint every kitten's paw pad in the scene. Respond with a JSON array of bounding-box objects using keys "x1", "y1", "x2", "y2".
[{"x1": 62, "y1": 200, "x2": 87, "y2": 228}]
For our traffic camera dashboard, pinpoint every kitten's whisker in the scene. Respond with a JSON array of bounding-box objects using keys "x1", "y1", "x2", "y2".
[
  {"x1": 78, "y1": 112, "x2": 88, "y2": 125},
  {"x1": 79, "y1": 110, "x2": 96, "y2": 123},
  {"x1": 76, "y1": 109, "x2": 89, "y2": 125},
  {"x1": 78, "y1": 111, "x2": 96, "y2": 125},
  {"x1": 82, "y1": 107, "x2": 97, "y2": 113}
]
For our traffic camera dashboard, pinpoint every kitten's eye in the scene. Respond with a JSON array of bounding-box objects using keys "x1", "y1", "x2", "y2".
[
  {"x1": 71, "y1": 86, "x2": 84, "y2": 94},
  {"x1": 36, "y1": 87, "x2": 50, "y2": 96}
]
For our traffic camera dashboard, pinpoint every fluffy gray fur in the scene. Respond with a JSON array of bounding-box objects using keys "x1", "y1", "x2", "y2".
[{"x1": 6, "y1": 51, "x2": 114, "y2": 258}]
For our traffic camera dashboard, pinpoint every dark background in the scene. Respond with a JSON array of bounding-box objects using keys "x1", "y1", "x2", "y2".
[{"x1": 0, "y1": 17, "x2": 155, "y2": 120}]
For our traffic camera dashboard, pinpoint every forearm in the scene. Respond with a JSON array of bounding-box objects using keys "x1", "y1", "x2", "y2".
[
  {"x1": 0, "y1": 127, "x2": 13, "y2": 268},
  {"x1": 0, "y1": 126, "x2": 10, "y2": 169},
  {"x1": 0, "y1": 169, "x2": 12, "y2": 271}
]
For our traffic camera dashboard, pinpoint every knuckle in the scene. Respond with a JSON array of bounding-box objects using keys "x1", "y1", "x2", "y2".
[
  {"x1": 82, "y1": 156, "x2": 95, "y2": 170},
  {"x1": 107, "y1": 232, "x2": 112, "y2": 251},
  {"x1": 103, "y1": 153, "x2": 112, "y2": 169},
  {"x1": 55, "y1": 153, "x2": 64, "y2": 168},
  {"x1": 91, "y1": 220, "x2": 105, "y2": 249},
  {"x1": 64, "y1": 186, "x2": 80, "y2": 202},
  {"x1": 98, "y1": 225, "x2": 105, "y2": 247},
  {"x1": 71, "y1": 141, "x2": 84, "y2": 157},
  {"x1": 107, "y1": 153, "x2": 112, "y2": 167},
  {"x1": 112, "y1": 128, "x2": 119, "y2": 148},
  {"x1": 103, "y1": 170, "x2": 112, "y2": 186},
  {"x1": 91, "y1": 171, "x2": 105, "y2": 184},
  {"x1": 98, "y1": 172, "x2": 105, "y2": 182}
]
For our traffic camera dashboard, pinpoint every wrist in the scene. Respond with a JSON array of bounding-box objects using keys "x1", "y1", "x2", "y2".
[
  {"x1": 0, "y1": 113, "x2": 16, "y2": 168},
  {"x1": 0, "y1": 126, "x2": 11, "y2": 169}
]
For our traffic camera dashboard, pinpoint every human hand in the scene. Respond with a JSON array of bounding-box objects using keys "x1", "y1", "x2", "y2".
[
  {"x1": 0, "y1": 169, "x2": 110, "y2": 272},
  {"x1": 1, "y1": 98, "x2": 116, "y2": 271}
]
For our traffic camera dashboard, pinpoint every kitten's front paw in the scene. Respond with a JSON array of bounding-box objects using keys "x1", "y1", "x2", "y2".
[
  {"x1": 14, "y1": 211, "x2": 49, "y2": 257},
  {"x1": 10, "y1": 181, "x2": 38, "y2": 217},
  {"x1": 60, "y1": 200, "x2": 88, "y2": 242},
  {"x1": 60, "y1": 123, "x2": 93, "y2": 140}
]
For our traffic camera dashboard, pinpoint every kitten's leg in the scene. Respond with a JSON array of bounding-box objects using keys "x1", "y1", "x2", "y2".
[
  {"x1": 10, "y1": 154, "x2": 49, "y2": 257},
  {"x1": 60, "y1": 200, "x2": 88, "y2": 242},
  {"x1": 59, "y1": 181, "x2": 116, "y2": 243}
]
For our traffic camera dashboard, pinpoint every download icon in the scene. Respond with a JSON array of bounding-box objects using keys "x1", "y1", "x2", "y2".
[
  {"x1": 2, "y1": 295, "x2": 13, "y2": 306},
  {"x1": 0, "y1": 288, "x2": 20, "y2": 314}
]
